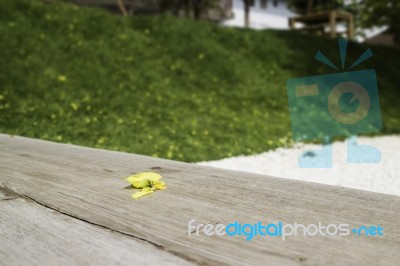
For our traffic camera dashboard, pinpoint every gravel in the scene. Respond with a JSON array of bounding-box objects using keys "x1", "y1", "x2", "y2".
[{"x1": 198, "y1": 135, "x2": 400, "y2": 196}]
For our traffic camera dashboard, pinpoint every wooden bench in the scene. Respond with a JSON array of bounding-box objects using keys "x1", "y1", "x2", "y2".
[
  {"x1": 289, "y1": 10, "x2": 354, "y2": 38},
  {"x1": 1, "y1": 134, "x2": 399, "y2": 265}
]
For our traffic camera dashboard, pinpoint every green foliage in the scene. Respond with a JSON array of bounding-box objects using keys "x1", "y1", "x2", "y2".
[
  {"x1": 287, "y1": 0, "x2": 343, "y2": 15},
  {"x1": 0, "y1": 0, "x2": 400, "y2": 162},
  {"x1": 340, "y1": 1, "x2": 400, "y2": 43},
  {"x1": 358, "y1": 0, "x2": 400, "y2": 41}
]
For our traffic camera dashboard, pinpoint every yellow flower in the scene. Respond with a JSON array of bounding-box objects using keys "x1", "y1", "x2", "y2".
[
  {"x1": 97, "y1": 137, "x2": 106, "y2": 144},
  {"x1": 125, "y1": 172, "x2": 161, "y2": 188},
  {"x1": 58, "y1": 75, "x2": 67, "y2": 82},
  {"x1": 70, "y1": 102, "x2": 78, "y2": 111},
  {"x1": 125, "y1": 172, "x2": 166, "y2": 199}
]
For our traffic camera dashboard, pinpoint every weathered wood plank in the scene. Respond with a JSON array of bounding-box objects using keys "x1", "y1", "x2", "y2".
[
  {"x1": 0, "y1": 188, "x2": 193, "y2": 266},
  {"x1": 1, "y1": 134, "x2": 400, "y2": 265}
]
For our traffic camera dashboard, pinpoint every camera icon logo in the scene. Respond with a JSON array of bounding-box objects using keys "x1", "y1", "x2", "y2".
[
  {"x1": 327, "y1": 81, "x2": 370, "y2": 125},
  {"x1": 286, "y1": 39, "x2": 382, "y2": 168}
]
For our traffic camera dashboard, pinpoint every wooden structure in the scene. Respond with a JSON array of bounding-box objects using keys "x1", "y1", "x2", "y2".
[
  {"x1": 1, "y1": 134, "x2": 400, "y2": 265},
  {"x1": 289, "y1": 10, "x2": 354, "y2": 39}
]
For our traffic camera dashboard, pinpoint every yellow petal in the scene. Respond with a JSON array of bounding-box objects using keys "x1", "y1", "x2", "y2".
[
  {"x1": 148, "y1": 180, "x2": 166, "y2": 191},
  {"x1": 125, "y1": 172, "x2": 162, "y2": 188},
  {"x1": 132, "y1": 187, "x2": 154, "y2": 199},
  {"x1": 153, "y1": 181, "x2": 166, "y2": 190},
  {"x1": 131, "y1": 179, "x2": 151, "y2": 188}
]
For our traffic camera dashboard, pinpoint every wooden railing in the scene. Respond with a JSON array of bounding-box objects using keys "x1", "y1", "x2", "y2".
[{"x1": 1, "y1": 134, "x2": 399, "y2": 265}]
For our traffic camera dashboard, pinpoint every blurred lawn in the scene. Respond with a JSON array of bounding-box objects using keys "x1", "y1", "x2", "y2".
[{"x1": 0, "y1": 0, "x2": 399, "y2": 162}]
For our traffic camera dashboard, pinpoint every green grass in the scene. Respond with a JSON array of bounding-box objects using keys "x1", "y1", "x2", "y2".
[{"x1": 1, "y1": 0, "x2": 400, "y2": 162}]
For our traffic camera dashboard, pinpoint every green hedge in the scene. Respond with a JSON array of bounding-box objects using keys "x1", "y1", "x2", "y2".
[{"x1": 0, "y1": 0, "x2": 399, "y2": 162}]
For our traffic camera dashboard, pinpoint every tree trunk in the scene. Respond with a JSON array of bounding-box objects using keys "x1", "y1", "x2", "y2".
[
  {"x1": 192, "y1": 0, "x2": 201, "y2": 19},
  {"x1": 116, "y1": 0, "x2": 128, "y2": 16},
  {"x1": 244, "y1": 0, "x2": 250, "y2": 28},
  {"x1": 307, "y1": 0, "x2": 314, "y2": 14},
  {"x1": 184, "y1": 0, "x2": 191, "y2": 17}
]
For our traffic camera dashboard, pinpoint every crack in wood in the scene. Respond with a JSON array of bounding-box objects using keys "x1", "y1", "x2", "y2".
[
  {"x1": 57, "y1": 192, "x2": 115, "y2": 212},
  {"x1": 0, "y1": 185, "x2": 199, "y2": 265},
  {"x1": 0, "y1": 186, "x2": 21, "y2": 201}
]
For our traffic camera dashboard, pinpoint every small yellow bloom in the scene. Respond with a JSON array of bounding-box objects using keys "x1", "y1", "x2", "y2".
[
  {"x1": 125, "y1": 172, "x2": 161, "y2": 188},
  {"x1": 58, "y1": 75, "x2": 67, "y2": 82},
  {"x1": 70, "y1": 102, "x2": 78, "y2": 111},
  {"x1": 125, "y1": 172, "x2": 166, "y2": 199},
  {"x1": 97, "y1": 137, "x2": 106, "y2": 144}
]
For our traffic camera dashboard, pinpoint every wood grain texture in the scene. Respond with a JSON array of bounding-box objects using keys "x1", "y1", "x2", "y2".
[
  {"x1": 0, "y1": 188, "x2": 193, "y2": 266},
  {"x1": 1, "y1": 134, "x2": 400, "y2": 265}
]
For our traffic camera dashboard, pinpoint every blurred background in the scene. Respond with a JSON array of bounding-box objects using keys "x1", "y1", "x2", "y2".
[{"x1": 0, "y1": 0, "x2": 399, "y2": 194}]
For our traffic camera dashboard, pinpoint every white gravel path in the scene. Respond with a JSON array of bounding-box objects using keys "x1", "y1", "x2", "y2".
[{"x1": 198, "y1": 135, "x2": 400, "y2": 196}]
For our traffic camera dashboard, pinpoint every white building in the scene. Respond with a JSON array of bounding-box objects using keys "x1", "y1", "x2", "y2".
[{"x1": 222, "y1": 0, "x2": 387, "y2": 43}]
